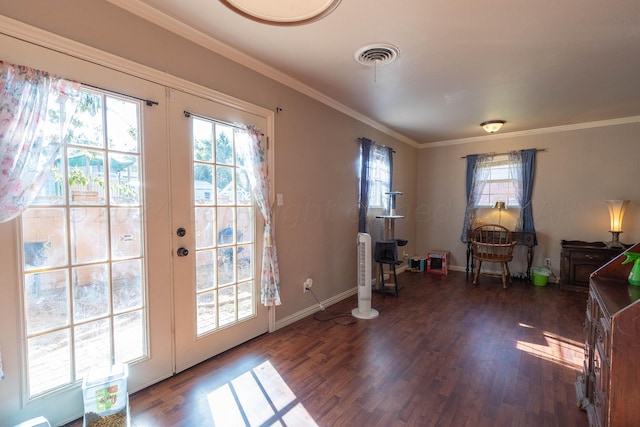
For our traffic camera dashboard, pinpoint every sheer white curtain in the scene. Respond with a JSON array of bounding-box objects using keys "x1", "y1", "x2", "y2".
[
  {"x1": 460, "y1": 153, "x2": 494, "y2": 241},
  {"x1": 508, "y1": 150, "x2": 524, "y2": 231},
  {"x1": 0, "y1": 60, "x2": 81, "y2": 222}
]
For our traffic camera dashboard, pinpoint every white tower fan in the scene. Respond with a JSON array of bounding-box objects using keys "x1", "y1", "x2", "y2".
[{"x1": 352, "y1": 232, "x2": 379, "y2": 319}]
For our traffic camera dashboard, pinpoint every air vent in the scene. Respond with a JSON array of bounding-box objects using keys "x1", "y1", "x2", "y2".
[{"x1": 354, "y1": 44, "x2": 399, "y2": 66}]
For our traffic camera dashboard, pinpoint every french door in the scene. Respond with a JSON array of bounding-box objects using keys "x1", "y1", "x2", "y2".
[
  {"x1": 0, "y1": 31, "x2": 271, "y2": 425},
  {"x1": 169, "y1": 89, "x2": 270, "y2": 372}
]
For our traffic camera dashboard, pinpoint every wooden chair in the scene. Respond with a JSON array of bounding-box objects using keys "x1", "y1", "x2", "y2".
[{"x1": 471, "y1": 224, "x2": 517, "y2": 288}]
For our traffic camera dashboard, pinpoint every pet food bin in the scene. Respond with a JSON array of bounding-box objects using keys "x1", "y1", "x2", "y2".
[{"x1": 82, "y1": 364, "x2": 129, "y2": 427}]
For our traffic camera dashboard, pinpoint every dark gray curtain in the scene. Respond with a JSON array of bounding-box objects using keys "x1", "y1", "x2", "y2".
[
  {"x1": 358, "y1": 138, "x2": 372, "y2": 232},
  {"x1": 520, "y1": 148, "x2": 537, "y2": 244}
]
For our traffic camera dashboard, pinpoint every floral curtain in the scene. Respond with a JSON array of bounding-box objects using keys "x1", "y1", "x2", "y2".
[
  {"x1": 0, "y1": 60, "x2": 81, "y2": 222},
  {"x1": 460, "y1": 153, "x2": 494, "y2": 242},
  {"x1": 236, "y1": 127, "x2": 281, "y2": 306}
]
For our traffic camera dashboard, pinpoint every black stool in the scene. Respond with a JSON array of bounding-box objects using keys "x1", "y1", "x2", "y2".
[{"x1": 374, "y1": 240, "x2": 402, "y2": 297}]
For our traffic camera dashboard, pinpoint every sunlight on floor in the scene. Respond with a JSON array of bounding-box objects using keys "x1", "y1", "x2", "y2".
[
  {"x1": 516, "y1": 323, "x2": 583, "y2": 370},
  {"x1": 207, "y1": 360, "x2": 318, "y2": 426}
]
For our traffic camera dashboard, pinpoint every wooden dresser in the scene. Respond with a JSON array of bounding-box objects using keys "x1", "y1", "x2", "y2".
[
  {"x1": 560, "y1": 240, "x2": 628, "y2": 290},
  {"x1": 576, "y1": 241, "x2": 640, "y2": 427}
]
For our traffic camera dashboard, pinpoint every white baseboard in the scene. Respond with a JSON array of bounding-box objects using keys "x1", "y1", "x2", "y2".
[{"x1": 275, "y1": 287, "x2": 357, "y2": 330}]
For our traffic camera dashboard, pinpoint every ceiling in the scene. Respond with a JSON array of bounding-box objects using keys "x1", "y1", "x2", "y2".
[{"x1": 108, "y1": 0, "x2": 640, "y2": 145}]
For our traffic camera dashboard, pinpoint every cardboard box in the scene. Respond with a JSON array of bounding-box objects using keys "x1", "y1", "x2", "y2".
[
  {"x1": 427, "y1": 250, "x2": 450, "y2": 275},
  {"x1": 409, "y1": 256, "x2": 426, "y2": 272}
]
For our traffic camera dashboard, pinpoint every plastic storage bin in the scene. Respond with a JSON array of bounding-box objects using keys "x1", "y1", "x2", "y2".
[
  {"x1": 82, "y1": 364, "x2": 129, "y2": 427},
  {"x1": 532, "y1": 267, "x2": 551, "y2": 286}
]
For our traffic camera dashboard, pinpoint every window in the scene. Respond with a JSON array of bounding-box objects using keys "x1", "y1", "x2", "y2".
[
  {"x1": 362, "y1": 144, "x2": 391, "y2": 209},
  {"x1": 477, "y1": 154, "x2": 520, "y2": 208}
]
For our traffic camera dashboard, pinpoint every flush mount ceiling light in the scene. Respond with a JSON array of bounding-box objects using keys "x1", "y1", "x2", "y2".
[
  {"x1": 480, "y1": 120, "x2": 506, "y2": 134},
  {"x1": 220, "y1": 0, "x2": 342, "y2": 25}
]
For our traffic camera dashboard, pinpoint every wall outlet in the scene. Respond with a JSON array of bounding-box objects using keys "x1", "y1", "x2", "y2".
[
  {"x1": 544, "y1": 258, "x2": 551, "y2": 269},
  {"x1": 304, "y1": 277, "x2": 313, "y2": 293}
]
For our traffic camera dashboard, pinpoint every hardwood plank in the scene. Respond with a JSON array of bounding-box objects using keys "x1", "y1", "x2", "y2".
[{"x1": 66, "y1": 271, "x2": 588, "y2": 427}]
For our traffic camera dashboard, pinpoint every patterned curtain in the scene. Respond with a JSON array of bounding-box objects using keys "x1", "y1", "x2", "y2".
[
  {"x1": 236, "y1": 127, "x2": 281, "y2": 306},
  {"x1": 460, "y1": 153, "x2": 494, "y2": 242},
  {"x1": 0, "y1": 60, "x2": 81, "y2": 222}
]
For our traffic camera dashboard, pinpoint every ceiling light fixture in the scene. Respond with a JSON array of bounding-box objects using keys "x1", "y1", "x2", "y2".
[
  {"x1": 480, "y1": 120, "x2": 506, "y2": 134},
  {"x1": 220, "y1": 0, "x2": 342, "y2": 25}
]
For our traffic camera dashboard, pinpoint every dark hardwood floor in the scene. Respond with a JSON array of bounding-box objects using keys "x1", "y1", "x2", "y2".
[{"x1": 68, "y1": 270, "x2": 589, "y2": 427}]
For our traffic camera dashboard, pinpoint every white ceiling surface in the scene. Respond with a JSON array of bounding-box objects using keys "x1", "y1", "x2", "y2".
[{"x1": 109, "y1": 0, "x2": 640, "y2": 145}]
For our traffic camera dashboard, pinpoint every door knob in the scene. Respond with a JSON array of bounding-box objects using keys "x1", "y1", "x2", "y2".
[
  {"x1": 177, "y1": 247, "x2": 189, "y2": 257},
  {"x1": 176, "y1": 227, "x2": 186, "y2": 237}
]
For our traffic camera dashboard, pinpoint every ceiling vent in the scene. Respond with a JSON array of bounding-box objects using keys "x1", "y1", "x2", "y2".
[{"x1": 354, "y1": 44, "x2": 399, "y2": 66}]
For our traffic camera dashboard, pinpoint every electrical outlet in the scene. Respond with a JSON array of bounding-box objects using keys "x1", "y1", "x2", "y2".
[
  {"x1": 303, "y1": 277, "x2": 313, "y2": 293},
  {"x1": 544, "y1": 258, "x2": 551, "y2": 269}
]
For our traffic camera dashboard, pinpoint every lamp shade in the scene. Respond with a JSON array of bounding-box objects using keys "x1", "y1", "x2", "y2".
[
  {"x1": 606, "y1": 200, "x2": 629, "y2": 232},
  {"x1": 494, "y1": 201, "x2": 506, "y2": 210}
]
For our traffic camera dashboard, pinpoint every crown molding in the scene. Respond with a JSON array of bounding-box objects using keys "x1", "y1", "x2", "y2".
[
  {"x1": 422, "y1": 115, "x2": 640, "y2": 149},
  {"x1": 104, "y1": 0, "x2": 419, "y2": 148}
]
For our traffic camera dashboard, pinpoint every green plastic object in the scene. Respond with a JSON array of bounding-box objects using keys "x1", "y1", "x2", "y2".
[
  {"x1": 621, "y1": 252, "x2": 640, "y2": 287},
  {"x1": 531, "y1": 267, "x2": 551, "y2": 286}
]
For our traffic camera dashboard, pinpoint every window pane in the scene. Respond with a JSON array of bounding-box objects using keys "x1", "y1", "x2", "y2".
[
  {"x1": 195, "y1": 207, "x2": 216, "y2": 249},
  {"x1": 218, "y1": 285, "x2": 236, "y2": 327},
  {"x1": 68, "y1": 149, "x2": 106, "y2": 205},
  {"x1": 22, "y1": 208, "x2": 68, "y2": 269},
  {"x1": 114, "y1": 310, "x2": 145, "y2": 363},
  {"x1": 196, "y1": 250, "x2": 216, "y2": 291},
  {"x1": 73, "y1": 264, "x2": 110, "y2": 322},
  {"x1": 197, "y1": 291, "x2": 217, "y2": 335},
  {"x1": 217, "y1": 165, "x2": 235, "y2": 205},
  {"x1": 217, "y1": 207, "x2": 235, "y2": 245},
  {"x1": 193, "y1": 119, "x2": 214, "y2": 162},
  {"x1": 237, "y1": 207, "x2": 253, "y2": 244},
  {"x1": 74, "y1": 319, "x2": 111, "y2": 379},
  {"x1": 110, "y1": 153, "x2": 140, "y2": 205},
  {"x1": 215, "y1": 125, "x2": 234, "y2": 165},
  {"x1": 68, "y1": 92, "x2": 104, "y2": 148},
  {"x1": 237, "y1": 281, "x2": 253, "y2": 320},
  {"x1": 113, "y1": 259, "x2": 143, "y2": 313},
  {"x1": 111, "y1": 207, "x2": 142, "y2": 259},
  {"x1": 70, "y1": 207, "x2": 108, "y2": 264},
  {"x1": 218, "y1": 247, "x2": 235, "y2": 286},
  {"x1": 106, "y1": 96, "x2": 139, "y2": 153},
  {"x1": 28, "y1": 330, "x2": 71, "y2": 396},
  {"x1": 195, "y1": 164, "x2": 214, "y2": 205},
  {"x1": 236, "y1": 168, "x2": 252, "y2": 205},
  {"x1": 237, "y1": 244, "x2": 253, "y2": 282},
  {"x1": 24, "y1": 269, "x2": 70, "y2": 334}
]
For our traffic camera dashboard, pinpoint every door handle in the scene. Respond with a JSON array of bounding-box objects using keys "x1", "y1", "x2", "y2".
[
  {"x1": 177, "y1": 247, "x2": 189, "y2": 257},
  {"x1": 176, "y1": 227, "x2": 186, "y2": 237}
]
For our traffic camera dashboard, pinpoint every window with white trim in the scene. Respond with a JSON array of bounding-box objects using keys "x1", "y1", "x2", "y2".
[{"x1": 477, "y1": 154, "x2": 520, "y2": 208}]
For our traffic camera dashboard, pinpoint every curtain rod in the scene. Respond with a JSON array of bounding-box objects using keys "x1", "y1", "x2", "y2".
[
  {"x1": 82, "y1": 83, "x2": 158, "y2": 106},
  {"x1": 357, "y1": 137, "x2": 396, "y2": 153},
  {"x1": 459, "y1": 148, "x2": 546, "y2": 159},
  {"x1": 183, "y1": 111, "x2": 264, "y2": 135}
]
